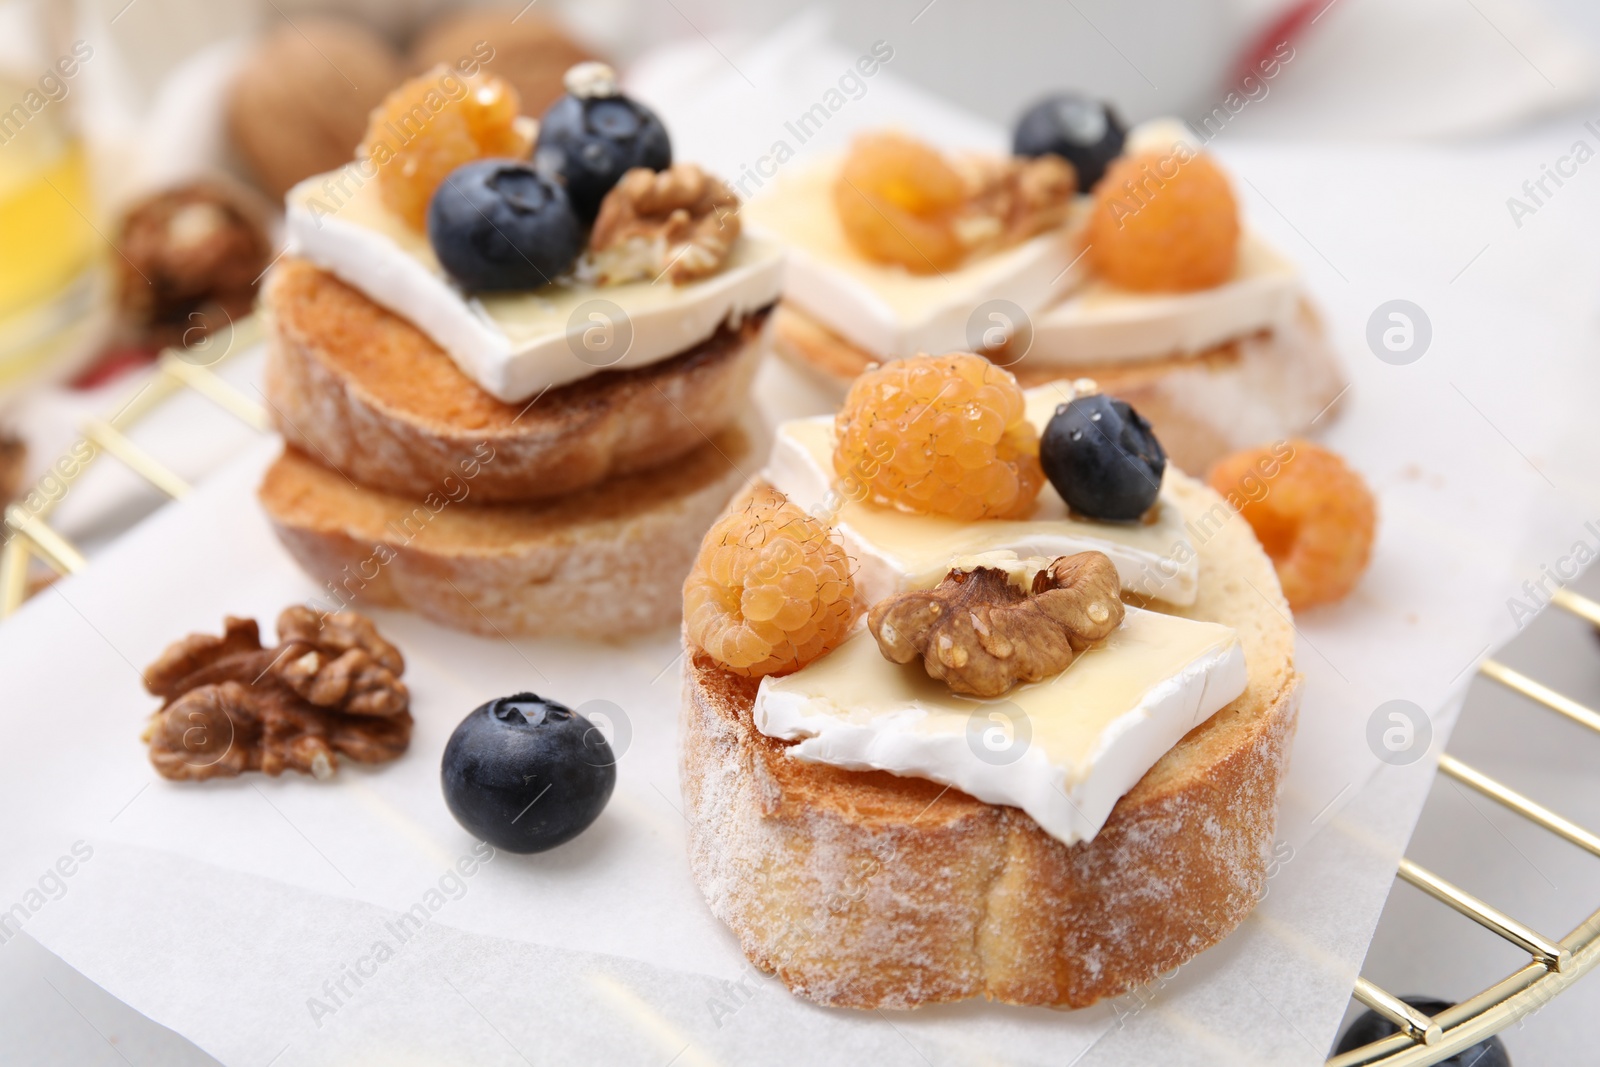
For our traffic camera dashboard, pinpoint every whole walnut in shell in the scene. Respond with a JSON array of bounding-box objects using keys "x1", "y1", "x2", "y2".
[
  {"x1": 114, "y1": 180, "x2": 272, "y2": 350},
  {"x1": 227, "y1": 17, "x2": 403, "y2": 198},
  {"x1": 0, "y1": 435, "x2": 24, "y2": 505},
  {"x1": 409, "y1": 6, "x2": 594, "y2": 119}
]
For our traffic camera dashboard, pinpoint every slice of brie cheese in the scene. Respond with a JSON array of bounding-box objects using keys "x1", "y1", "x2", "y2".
[
  {"x1": 1026, "y1": 118, "x2": 1301, "y2": 366},
  {"x1": 1030, "y1": 232, "x2": 1300, "y2": 367},
  {"x1": 742, "y1": 158, "x2": 1090, "y2": 360},
  {"x1": 284, "y1": 167, "x2": 785, "y2": 404},
  {"x1": 754, "y1": 607, "x2": 1247, "y2": 846},
  {"x1": 746, "y1": 122, "x2": 1305, "y2": 369},
  {"x1": 762, "y1": 387, "x2": 1199, "y2": 606}
]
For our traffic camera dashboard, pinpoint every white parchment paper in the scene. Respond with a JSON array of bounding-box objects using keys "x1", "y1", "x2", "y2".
[{"x1": 4, "y1": 14, "x2": 1600, "y2": 1067}]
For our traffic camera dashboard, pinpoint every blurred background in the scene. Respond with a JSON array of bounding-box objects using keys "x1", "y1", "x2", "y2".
[
  {"x1": 1, "y1": 0, "x2": 1595, "y2": 446},
  {"x1": 4, "y1": 0, "x2": 1600, "y2": 1063},
  {"x1": 0, "y1": 0, "x2": 1594, "y2": 387},
  {"x1": 0, "y1": 0, "x2": 1593, "y2": 471},
  {"x1": 7, "y1": 0, "x2": 1598, "y2": 550}
]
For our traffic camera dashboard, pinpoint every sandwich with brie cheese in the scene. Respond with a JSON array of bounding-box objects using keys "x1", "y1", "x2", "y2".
[
  {"x1": 748, "y1": 102, "x2": 1344, "y2": 474},
  {"x1": 678, "y1": 352, "x2": 1300, "y2": 1008},
  {"x1": 256, "y1": 63, "x2": 781, "y2": 637}
]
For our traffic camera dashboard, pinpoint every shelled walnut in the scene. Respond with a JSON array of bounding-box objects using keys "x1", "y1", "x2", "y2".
[
  {"x1": 274, "y1": 605, "x2": 407, "y2": 716},
  {"x1": 868, "y1": 552, "x2": 1124, "y2": 698},
  {"x1": 831, "y1": 131, "x2": 1077, "y2": 274},
  {"x1": 142, "y1": 607, "x2": 412, "y2": 781},
  {"x1": 956, "y1": 154, "x2": 1078, "y2": 253},
  {"x1": 583, "y1": 163, "x2": 740, "y2": 285}
]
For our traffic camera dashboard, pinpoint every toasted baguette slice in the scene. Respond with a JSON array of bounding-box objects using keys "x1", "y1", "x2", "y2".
[
  {"x1": 258, "y1": 421, "x2": 755, "y2": 638},
  {"x1": 772, "y1": 299, "x2": 1346, "y2": 475},
  {"x1": 681, "y1": 471, "x2": 1301, "y2": 1009},
  {"x1": 262, "y1": 257, "x2": 771, "y2": 504}
]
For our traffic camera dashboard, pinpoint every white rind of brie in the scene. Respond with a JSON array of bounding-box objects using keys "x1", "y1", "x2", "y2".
[
  {"x1": 744, "y1": 124, "x2": 1306, "y2": 369},
  {"x1": 742, "y1": 159, "x2": 1090, "y2": 360},
  {"x1": 1030, "y1": 232, "x2": 1300, "y2": 367},
  {"x1": 761, "y1": 387, "x2": 1199, "y2": 606},
  {"x1": 284, "y1": 167, "x2": 786, "y2": 404},
  {"x1": 754, "y1": 608, "x2": 1248, "y2": 846}
]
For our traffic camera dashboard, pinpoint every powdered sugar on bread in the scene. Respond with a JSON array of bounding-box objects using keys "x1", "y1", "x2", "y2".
[{"x1": 679, "y1": 472, "x2": 1300, "y2": 1008}]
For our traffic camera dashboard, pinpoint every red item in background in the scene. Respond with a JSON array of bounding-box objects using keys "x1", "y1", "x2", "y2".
[
  {"x1": 70, "y1": 344, "x2": 159, "y2": 391},
  {"x1": 1230, "y1": 0, "x2": 1325, "y2": 89}
]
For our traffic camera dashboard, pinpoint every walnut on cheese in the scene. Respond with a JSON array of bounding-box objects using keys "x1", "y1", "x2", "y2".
[
  {"x1": 583, "y1": 163, "x2": 741, "y2": 285},
  {"x1": 867, "y1": 551, "x2": 1124, "y2": 698},
  {"x1": 953, "y1": 153, "x2": 1077, "y2": 254}
]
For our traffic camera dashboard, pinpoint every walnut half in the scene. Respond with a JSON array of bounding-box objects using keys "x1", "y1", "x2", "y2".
[
  {"x1": 583, "y1": 163, "x2": 741, "y2": 285},
  {"x1": 868, "y1": 552, "x2": 1124, "y2": 699},
  {"x1": 275, "y1": 606, "x2": 407, "y2": 716},
  {"x1": 141, "y1": 607, "x2": 411, "y2": 781},
  {"x1": 954, "y1": 154, "x2": 1077, "y2": 255}
]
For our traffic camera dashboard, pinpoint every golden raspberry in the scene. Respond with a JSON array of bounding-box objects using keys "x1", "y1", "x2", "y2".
[
  {"x1": 1089, "y1": 149, "x2": 1239, "y2": 292},
  {"x1": 833, "y1": 352, "x2": 1043, "y2": 521},
  {"x1": 684, "y1": 488, "x2": 856, "y2": 677},
  {"x1": 360, "y1": 66, "x2": 532, "y2": 230},
  {"x1": 833, "y1": 131, "x2": 966, "y2": 274},
  {"x1": 1208, "y1": 440, "x2": 1377, "y2": 611}
]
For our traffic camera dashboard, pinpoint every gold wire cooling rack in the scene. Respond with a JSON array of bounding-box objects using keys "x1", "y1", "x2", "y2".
[
  {"x1": 2, "y1": 320, "x2": 1595, "y2": 1064},
  {"x1": 0, "y1": 316, "x2": 267, "y2": 616},
  {"x1": 1330, "y1": 585, "x2": 1600, "y2": 1066}
]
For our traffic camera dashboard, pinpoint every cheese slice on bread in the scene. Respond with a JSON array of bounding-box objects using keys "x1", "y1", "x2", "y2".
[
  {"x1": 679, "y1": 470, "x2": 1299, "y2": 1009},
  {"x1": 264, "y1": 258, "x2": 771, "y2": 504}
]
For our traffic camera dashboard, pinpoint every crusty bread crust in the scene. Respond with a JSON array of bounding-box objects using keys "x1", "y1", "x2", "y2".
[
  {"x1": 680, "y1": 472, "x2": 1301, "y2": 1009},
  {"x1": 772, "y1": 299, "x2": 1346, "y2": 475},
  {"x1": 262, "y1": 258, "x2": 771, "y2": 504},
  {"x1": 258, "y1": 421, "x2": 757, "y2": 638}
]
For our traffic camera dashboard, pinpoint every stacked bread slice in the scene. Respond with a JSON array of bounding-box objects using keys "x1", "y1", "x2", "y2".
[
  {"x1": 744, "y1": 122, "x2": 1347, "y2": 476},
  {"x1": 257, "y1": 258, "x2": 765, "y2": 637},
  {"x1": 773, "y1": 296, "x2": 1345, "y2": 476}
]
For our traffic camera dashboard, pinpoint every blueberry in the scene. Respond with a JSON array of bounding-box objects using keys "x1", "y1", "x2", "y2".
[
  {"x1": 1040, "y1": 394, "x2": 1166, "y2": 522},
  {"x1": 1334, "y1": 997, "x2": 1510, "y2": 1066},
  {"x1": 1012, "y1": 93, "x2": 1126, "y2": 191},
  {"x1": 441, "y1": 692, "x2": 616, "y2": 853},
  {"x1": 535, "y1": 62, "x2": 670, "y2": 223},
  {"x1": 426, "y1": 160, "x2": 584, "y2": 292}
]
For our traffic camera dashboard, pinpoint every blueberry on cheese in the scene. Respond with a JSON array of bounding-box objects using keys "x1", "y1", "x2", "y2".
[{"x1": 1041, "y1": 393, "x2": 1166, "y2": 522}]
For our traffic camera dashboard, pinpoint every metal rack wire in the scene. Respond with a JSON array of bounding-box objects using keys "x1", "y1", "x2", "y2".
[
  {"x1": 0, "y1": 317, "x2": 267, "y2": 617},
  {"x1": 1329, "y1": 586, "x2": 1600, "y2": 1065},
  {"x1": 3, "y1": 321, "x2": 1594, "y2": 1063}
]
